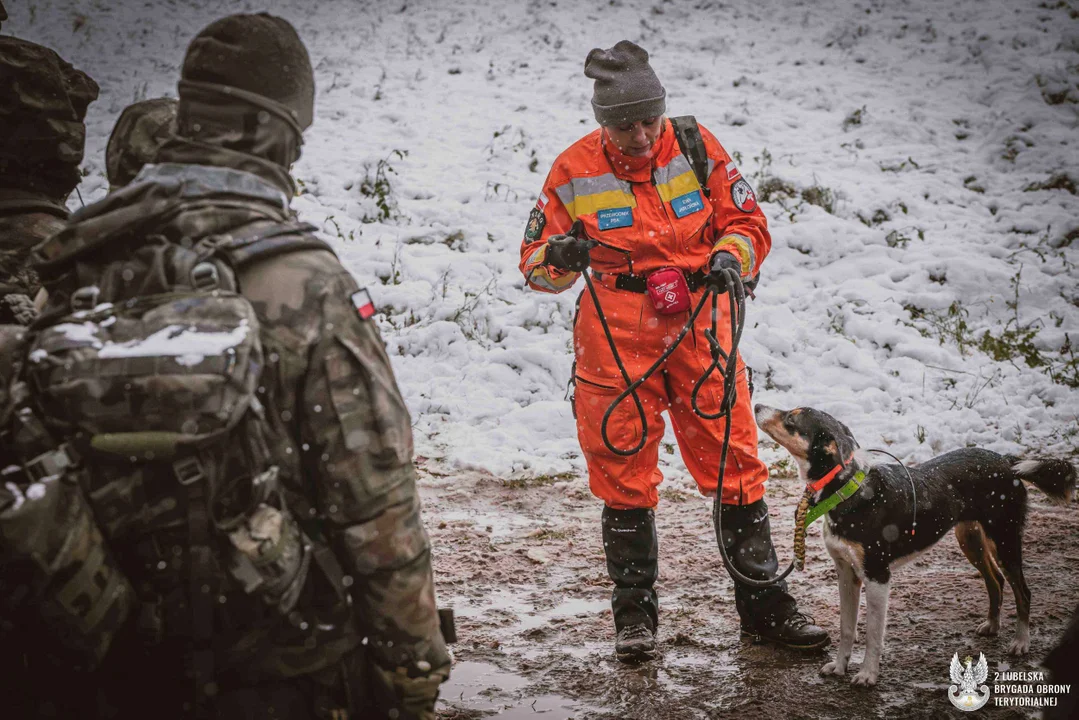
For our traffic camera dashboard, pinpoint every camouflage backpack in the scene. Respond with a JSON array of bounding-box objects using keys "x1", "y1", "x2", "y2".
[{"x1": 0, "y1": 217, "x2": 341, "y2": 684}]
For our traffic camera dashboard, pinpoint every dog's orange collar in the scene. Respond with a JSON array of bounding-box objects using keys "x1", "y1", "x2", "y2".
[{"x1": 807, "y1": 452, "x2": 855, "y2": 493}]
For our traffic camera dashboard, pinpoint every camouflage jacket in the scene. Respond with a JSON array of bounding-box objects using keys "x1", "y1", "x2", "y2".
[{"x1": 30, "y1": 162, "x2": 449, "y2": 683}]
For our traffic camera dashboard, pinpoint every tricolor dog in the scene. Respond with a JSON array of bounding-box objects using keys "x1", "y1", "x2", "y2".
[{"x1": 755, "y1": 404, "x2": 1076, "y2": 687}]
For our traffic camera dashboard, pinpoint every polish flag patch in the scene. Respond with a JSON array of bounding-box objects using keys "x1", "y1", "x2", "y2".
[
  {"x1": 537, "y1": 192, "x2": 549, "y2": 210},
  {"x1": 725, "y1": 161, "x2": 741, "y2": 182},
  {"x1": 351, "y1": 288, "x2": 377, "y2": 320}
]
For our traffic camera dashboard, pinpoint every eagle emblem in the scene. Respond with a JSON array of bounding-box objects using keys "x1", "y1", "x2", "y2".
[{"x1": 948, "y1": 652, "x2": 990, "y2": 711}]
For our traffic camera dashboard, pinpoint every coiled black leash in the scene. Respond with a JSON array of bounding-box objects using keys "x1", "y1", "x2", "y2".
[
  {"x1": 580, "y1": 240, "x2": 794, "y2": 587},
  {"x1": 703, "y1": 270, "x2": 795, "y2": 588},
  {"x1": 583, "y1": 270, "x2": 712, "y2": 457},
  {"x1": 691, "y1": 276, "x2": 746, "y2": 421}
]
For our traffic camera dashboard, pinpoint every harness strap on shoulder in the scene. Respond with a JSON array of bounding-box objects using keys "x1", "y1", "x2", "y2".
[
  {"x1": 209, "y1": 220, "x2": 336, "y2": 270},
  {"x1": 670, "y1": 115, "x2": 711, "y2": 198}
]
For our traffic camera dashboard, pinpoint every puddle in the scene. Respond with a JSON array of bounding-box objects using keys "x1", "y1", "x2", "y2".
[
  {"x1": 449, "y1": 589, "x2": 608, "y2": 636},
  {"x1": 664, "y1": 650, "x2": 731, "y2": 670},
  {"x1": 516, "y1": 596, "x2": 609, "y2": 632},
  {"x1": 441, "y1": 661, "x2": 583, "y2": 718},
  {"x1": 439, "y1": 509, "x2": 534, "y2": 542}
]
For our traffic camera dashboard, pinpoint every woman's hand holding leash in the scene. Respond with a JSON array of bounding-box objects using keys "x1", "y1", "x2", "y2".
[{"x1": 545, "y1": 219, "x2": 597, "y2": 272}]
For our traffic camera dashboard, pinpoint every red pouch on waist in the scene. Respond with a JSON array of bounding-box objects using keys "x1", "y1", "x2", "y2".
[{"x1": 646, "y1": 267, "x2": 691, "y2": 315}]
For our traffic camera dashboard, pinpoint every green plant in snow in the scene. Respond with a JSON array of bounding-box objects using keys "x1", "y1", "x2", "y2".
[{"x1": 359, "y1": 149, "x2": 408, "y2": 223}]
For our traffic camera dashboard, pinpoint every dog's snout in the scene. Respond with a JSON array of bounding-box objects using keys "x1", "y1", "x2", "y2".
[{"x1": 754, "y1": 404, "x2": 779, "y2": 427}]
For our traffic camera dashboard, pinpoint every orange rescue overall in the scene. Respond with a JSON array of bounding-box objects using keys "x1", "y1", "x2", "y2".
[{"x1": 520, "y1": 119, "x2": 771, "y2": 509}]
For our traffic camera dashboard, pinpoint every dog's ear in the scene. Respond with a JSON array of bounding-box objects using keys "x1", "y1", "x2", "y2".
[
  {"x1": 835, "y1": 422, "x2": 859, "y2": 460},
  {"x1": 809, "y1": 422, "x2": 858, "y2": 470},
  {"x1": 808, "y1": 427, "x2": 839, "y2": 469}
]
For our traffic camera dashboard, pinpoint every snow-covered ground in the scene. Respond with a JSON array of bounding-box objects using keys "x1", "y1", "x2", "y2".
[{"x1": 11, "y1": 0, "x2": 1078, "y2": 489}]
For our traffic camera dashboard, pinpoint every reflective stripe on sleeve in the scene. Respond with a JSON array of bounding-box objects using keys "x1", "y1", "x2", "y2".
[
  {"x1": 712, "y1": 233, "x2": 756, "y2": 275},
  {"x1": 527, "y1": 265, "x2": 579, "y2": 292}
]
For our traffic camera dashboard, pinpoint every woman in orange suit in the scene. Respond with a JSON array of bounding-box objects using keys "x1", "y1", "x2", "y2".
[{"x1": 520, "y1": 40, "x2": 828, "y2": 661}]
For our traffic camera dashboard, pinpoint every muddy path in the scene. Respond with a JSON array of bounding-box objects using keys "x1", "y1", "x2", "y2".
[{"x1": 420, "y1": 455, "x2": 1079, "y2": 720}]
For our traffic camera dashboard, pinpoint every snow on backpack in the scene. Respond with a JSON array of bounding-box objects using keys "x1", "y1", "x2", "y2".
[{"x1": 0, "y1": 218, "x2": 332, "y2": 669}]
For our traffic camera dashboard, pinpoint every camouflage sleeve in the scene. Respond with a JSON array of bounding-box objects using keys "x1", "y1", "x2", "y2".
[
  {"x1": 300, "y1": 270, "x2": 450, "y2": 680},
  {"x1": 0, "y1": 211, "x2": 67, "y2": 299}
]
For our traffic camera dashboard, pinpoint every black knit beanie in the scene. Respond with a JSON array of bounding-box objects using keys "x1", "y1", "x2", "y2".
[
  {"x1": 585, "y1": 40, "x2": 666, "y2": 126},
  {"x1": 181, "y1": 13, "x2": 314, "y2": 129}
]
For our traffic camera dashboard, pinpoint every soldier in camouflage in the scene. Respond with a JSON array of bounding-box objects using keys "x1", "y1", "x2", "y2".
[
  {"x1": 20, "y1": 13, "x2": 450, "y2": 719},
  {"x1": 105, "y1": 97, "x2": 178, "y2": 192},
  {"x1": 0, "y1": 35, "x2": 98, "y2": 325},
  {"x1": 0, "y1": 32, "x2": 98, "y2": 715}
]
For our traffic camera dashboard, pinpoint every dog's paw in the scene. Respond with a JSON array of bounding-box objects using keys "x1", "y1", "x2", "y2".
[
  {"x1": 976, "y1": 619, "x2": 999, "y2": 636},
  {"x1": 1008, "y1": 637, "x2": 1030, "y2": 656},
  {"x1": 820, "y1": 660, "x2": 847, "y2": 676},
  {"x1": 851, "y1": 669, "x2": 879, "y2": 687}
]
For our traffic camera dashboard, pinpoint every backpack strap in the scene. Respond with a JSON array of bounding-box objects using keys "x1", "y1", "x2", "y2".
[
  {"x1": 173, "y1": 455, "x2": 216, "y2": 715},
  {"x1": 670, "y1": 116, "x2": 763, "y2": 293},
  {"x1": 209, "y1": 219, "x2": 336, "y2": 270},
  {"x1": 670, "y1": 115, "x2": 711, "y2": 198},
  {"x1": 0, "y1": 197, "x2": 69, "y2": 219}
]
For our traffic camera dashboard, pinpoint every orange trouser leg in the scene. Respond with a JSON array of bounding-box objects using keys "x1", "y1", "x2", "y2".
[
  {"x1": 573, "y1": 283, "x2": 671, "y2": 509},
  {"x1": 574, "y1": 373, "x2": 668, "y2": 509},
  {"x1": 665, "y1": 288, "x2": 769, "y2": 506}
]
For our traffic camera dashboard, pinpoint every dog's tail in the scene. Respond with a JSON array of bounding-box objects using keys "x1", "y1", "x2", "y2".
[{"x1": 1009, "y1": 457, "x2": 1077, "y2": 505}]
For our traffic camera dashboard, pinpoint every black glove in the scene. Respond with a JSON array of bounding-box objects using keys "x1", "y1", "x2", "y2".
[
  {"x1": 545, "y1": 220, "x2": 593, "y2": 272},
  {"x1": 707, "y1": 252, "x2": 743, "y2": 294}
]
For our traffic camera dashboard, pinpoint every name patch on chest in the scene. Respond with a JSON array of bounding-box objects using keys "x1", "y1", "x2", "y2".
[
  {"x1": 671, "y1": 190, "x2": 704, "y2": 218},
  {"x1": 596, "y1": 207, "x2": 633, "y2": 230}
]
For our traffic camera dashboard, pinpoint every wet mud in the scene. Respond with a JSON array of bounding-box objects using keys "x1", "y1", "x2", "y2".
[{"x1": 423, "y1": 457, "x2": 1079, "y2": 719}]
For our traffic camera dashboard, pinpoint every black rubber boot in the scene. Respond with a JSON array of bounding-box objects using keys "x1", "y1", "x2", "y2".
[
  {"x1": 602, "y1": 506, "x2": 658, "y2": 661},
  {"x1": 716, "y1": 500, "x2": 829, "y2": 651}
]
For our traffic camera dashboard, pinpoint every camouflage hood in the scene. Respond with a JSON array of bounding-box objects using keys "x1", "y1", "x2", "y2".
[
  {"x1": 157, "y1": 94, "x2": 300, "y2": 199},
  {"x1": 32, "y1": 163, "x2": 291, "y2": 286},
  {"x1": 0, "y1": 37, "x2": 98, "y2": 198},
  {"x1": 106, "y1": 98, "x2": 178, "y2": 191}
]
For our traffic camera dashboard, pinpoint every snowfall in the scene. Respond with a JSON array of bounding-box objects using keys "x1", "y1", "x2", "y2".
[
  {"x1": 13, "y1": 0, "x2": 1076, "y2": 479},
  {"x1": 7, "y1": 0, "x2": 1079, "y2": 716}
]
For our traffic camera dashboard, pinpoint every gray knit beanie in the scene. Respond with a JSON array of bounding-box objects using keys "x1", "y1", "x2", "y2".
[{"x1": 585, "y1": 40, "x2": 666, "y2": 126}]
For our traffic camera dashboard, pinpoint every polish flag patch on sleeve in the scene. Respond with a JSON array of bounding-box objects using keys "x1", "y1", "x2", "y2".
[
  {"x1": 350, "y1": 288, "x2": 377, "y2": 320},
  {"x1": 725, "y1": 161, "x2": 741, "y2": 182}
]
